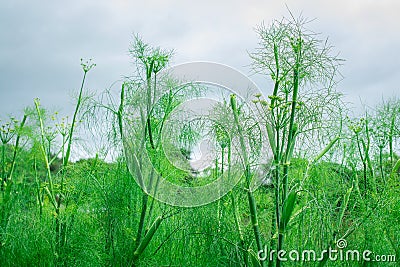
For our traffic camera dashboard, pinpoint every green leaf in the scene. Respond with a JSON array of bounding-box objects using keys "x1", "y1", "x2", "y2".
[
  {"x1": 230, "y1": 94, "x2": 238, "y2": 113},
  {"x1": 312, "y1": 136, "x2": 340, "y2": 164},
  {"x1": 337, "y1": 185, "x2": 353, "y2": 230},
  {"x1": 266, "y1": 124, "x2": 276, "y2": 154},
  {"x1": 133, "y1": 216, "x2": 163, "y2": 261},
  {"x1": 280, "y1": 190, "x2": 297, "y2": 231},
  {"x1": 248, "y1": 249, "x2": 262, "y2": 267},
  {"x1": 392, "y1": 159, "x2": 400, "y2": 176}
]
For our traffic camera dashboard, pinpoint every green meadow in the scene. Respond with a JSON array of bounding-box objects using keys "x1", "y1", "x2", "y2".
[{"x1": 1, "y1": 15, "x2": 399, "y2": 266}]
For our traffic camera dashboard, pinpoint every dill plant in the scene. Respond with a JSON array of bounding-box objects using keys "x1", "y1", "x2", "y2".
[{"x1": 250, "y1": 14, "x2": 342, "y2": 266}]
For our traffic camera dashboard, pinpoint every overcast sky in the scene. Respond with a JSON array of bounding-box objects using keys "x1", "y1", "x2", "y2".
[{"x1": 1, "y1": 0, "x2": 399, "y2": 121}]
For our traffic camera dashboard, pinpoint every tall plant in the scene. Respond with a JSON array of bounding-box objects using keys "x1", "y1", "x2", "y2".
[
  {"x1": 118, "y1": 36, "x2": 191, "y2": 264},
  {"x1": 230, "y1": 94, "x2": 266, "y2": 267},
  {"x1": 250, "y1": 14, "x2": 341, "y2": 267},
  {"x1": 32, "y1": 59, "x2": 95, "y2": 264}
]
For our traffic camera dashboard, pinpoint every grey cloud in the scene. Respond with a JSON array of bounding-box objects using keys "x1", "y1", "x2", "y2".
[{"x1": 1, "y1": 0, "x2": 399, "y2": 120}]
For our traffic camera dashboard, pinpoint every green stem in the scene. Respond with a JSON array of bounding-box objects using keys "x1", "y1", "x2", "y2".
[
  {"x1": 134, "y1": 169, "x2": 154, "y2": 250},
  {"x1": 34, "y1": 100, "x2": 57, "y2": 209},
  {"x1": 3, "y1": 114, "x2": 28, "y2": 191},
  {"x1": 146, "y1": 67, "x2": 155, "y2": 150},
  {"x1": 1, "y1": 144, "x2": 5, "y2": 187},
  {"x1": 132, "y1": 216, "x2": 163, "y2": 264},
  {"x1": 218, "y1": 148, "x2": 224, "y2": 232},
  {"x1": 230, "y1": 95, "x2": 266, "y2": 267},
  {"x1": 231, "y1": 192, "x2": 248, "y2": 265},
  {"x1": 282, "y1": 66, "x2": 299, "y2": 198},
  {"x1": 117, "y1": 83, "x2": 125, "y2": 140},
  {"x1": 34, "y1": 158, "x2": 43, "y2": 216},
  {"x1": 64, "y1": 70, "x2": 88, "y2": 166},
  {"x1": 389, "y1": 112, "x2": 395, "y2": 167},
  {"x1": 227, "y1": 141, "x2": 248, "y2": 265},
  {"x1": 364, "y1": 116, "x2": 375, "y2": 191},
  {"x1": 379, "y1": 147, "x2": 386, "y2": 185},
  {"x1": 277, "y1": 67, "x2": 299, "y2": 267}
]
